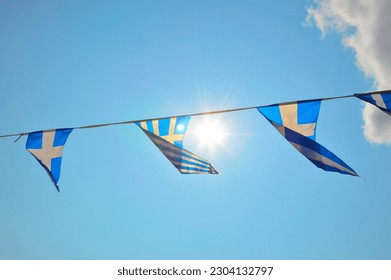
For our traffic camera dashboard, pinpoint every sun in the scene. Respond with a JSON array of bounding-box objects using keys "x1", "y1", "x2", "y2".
[{"x1": 193, "y1": 117, "x2": 226, "y2": 148}]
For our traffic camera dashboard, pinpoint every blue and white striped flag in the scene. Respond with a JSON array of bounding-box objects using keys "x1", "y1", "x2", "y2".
[
  {"x1": 136, "y1": 117, "x2": 219, "y2": 174},
  {"x1": 356, "y1": 91, "x2": 391, "y2": 116},
  {"x1": 258, "y1": 100, "x2": 358, "y2": 176},
  {"x1": 26, "y1": 128, "x2": 73, "y2": 191}
]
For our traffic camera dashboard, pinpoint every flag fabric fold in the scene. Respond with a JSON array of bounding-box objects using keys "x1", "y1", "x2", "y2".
[
  {"x1": 26, "y1": 128, "x2": 73, "y2": 191},
  {"x1": 257, "y1": 100, "x2": 358, "y2": 176},
  {"x1": 136, "y1": 117, "x2": 219, "y2": 174},
  {"x1": 356, "y1": 91, "x2": 391, "y2": 115}
]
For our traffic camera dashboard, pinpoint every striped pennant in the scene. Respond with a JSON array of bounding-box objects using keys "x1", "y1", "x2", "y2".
[
  {"x1": 258, "y1": 100, "x2": 358, "y2": 176},
  {"x1": 141, "y1": 129, "x2": 219, "y2": 174},
  {"x1": 272, "y1": 121, "x2": 358, "y2": 176}
]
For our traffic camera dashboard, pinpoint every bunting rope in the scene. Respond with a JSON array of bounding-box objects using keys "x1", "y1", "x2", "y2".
[
  {"x1": 3, "y1": 89, "x2": 391, "y2": 190},
  {"x1": 0, "y1": 90, "x2": 387, "y2": 141}
]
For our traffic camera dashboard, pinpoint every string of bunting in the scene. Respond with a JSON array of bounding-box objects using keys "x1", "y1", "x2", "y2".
[{"x1": 1, "y1": 90, "x2": 390, "y2": 192}]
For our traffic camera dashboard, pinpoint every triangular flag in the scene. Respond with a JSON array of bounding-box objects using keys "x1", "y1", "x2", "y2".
[
  {"x1": 26, "y1": 128, "x2": 73, "y2": 191},
  {"x1": 258, "y1": 100, "x2": 357, "y2": 176},
  {"x1": 136, "y1": 117, "x2": 219, "y2": 174},
  {"x1": 356, "y1": 91, "x2": 391, "y2": 116},
  {"x1": 137, "y1": 116, "x2": 190, "y2": 148}
]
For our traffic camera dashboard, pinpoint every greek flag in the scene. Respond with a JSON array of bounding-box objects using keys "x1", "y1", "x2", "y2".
[
  {"x1": 258, "y1": 100, "x2": 358, "y2": 176},
  {"x1": 356, "y1": 91, "x2": 391, "y2": 116},
  {"x1": 26, "y1": 128, "x2": 73, "y2": 191},
  {"x1": 136, "y1": 117, "x2": 219, "y2": 174},
  {"x1": 136, "y1": 116, "x2": 190, "y2": 148}
]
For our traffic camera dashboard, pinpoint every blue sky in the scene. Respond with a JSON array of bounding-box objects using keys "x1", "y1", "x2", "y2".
[{"x1": 1, "y1": 0, "x2": 390, "y2": 260}]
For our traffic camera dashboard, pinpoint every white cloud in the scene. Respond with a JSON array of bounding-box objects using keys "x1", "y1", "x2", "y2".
[{"x1": 306, "y1": 0, "x2": 391, "y2": 144}]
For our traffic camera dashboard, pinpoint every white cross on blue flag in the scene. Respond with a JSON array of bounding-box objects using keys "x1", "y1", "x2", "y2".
[
  {"x1": 26, "y1": 128, "x2": 73, "y2": 191},
  {"x1": 258, "y1": 100, "x2": 358, "y2": 176}
]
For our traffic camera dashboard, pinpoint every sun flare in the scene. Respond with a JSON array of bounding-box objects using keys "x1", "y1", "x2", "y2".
[{"x1": 194, "y1": 118, "x2": 226, "y2": 148}]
